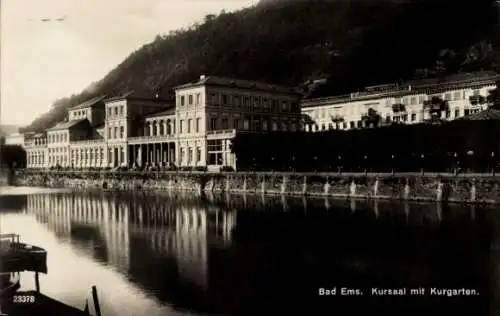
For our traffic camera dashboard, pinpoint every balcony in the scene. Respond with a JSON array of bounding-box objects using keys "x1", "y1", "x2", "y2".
[
  {"x1": 70, "y1": 139, "x2": 105, "y2": 147},
  {"x1": 206, "y1": 129, "x2": 237, "y2": 139}
]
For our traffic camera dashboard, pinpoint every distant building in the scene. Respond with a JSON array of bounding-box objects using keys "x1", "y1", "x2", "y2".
[
  {"x1": 301, "y1": 71, "x2": 499, "y2": 132},
  {"x1": 4, "y1": 132, "x2": 25, "y2": 146},
  {"x1": 23, "y1": 76, "x2": 301, "y2": 170}
]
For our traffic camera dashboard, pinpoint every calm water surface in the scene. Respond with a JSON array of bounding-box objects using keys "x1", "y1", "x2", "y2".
[{"x1": 1, "y1": 188, "x2": 500, "y2": 316}]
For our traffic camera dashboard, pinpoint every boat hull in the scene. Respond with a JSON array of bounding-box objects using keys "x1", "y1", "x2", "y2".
[{"x1": 1, "y1": 243, "x2": 47, "y2": 274}]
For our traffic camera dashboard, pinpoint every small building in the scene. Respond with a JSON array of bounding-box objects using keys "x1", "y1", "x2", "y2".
[{"x1": 4, "y1": 133, "x2": 25, "y2": 146}]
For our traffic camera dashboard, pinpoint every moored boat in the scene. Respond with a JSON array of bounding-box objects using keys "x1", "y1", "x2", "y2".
[{"x1": 0, "y1": 234, "x2": 47, "y2": 274}]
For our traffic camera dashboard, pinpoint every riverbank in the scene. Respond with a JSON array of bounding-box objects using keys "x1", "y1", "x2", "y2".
[{"x1": 12, "y1": 170, "x2": 500, "y2": 204}]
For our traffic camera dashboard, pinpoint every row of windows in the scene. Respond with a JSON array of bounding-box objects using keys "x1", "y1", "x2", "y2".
[
  {"x1": 207, "y1": 139, "x2": 230, "y2": 152},
  {"x1": 48, "y1": 133, "x2": 68, "y2": 143},
  {"x1": 179, "y1": 146, "x2": 202, "y2": 164},
  {"x1": 207, "y1": 92, "x2": 298, "y2": 113},
  {"x1": 25, "y1": 139, "x2": 46, "y2": 146},
  {"x1": 306, "y1": 106, "x2": 485, "y2": 132},
  {"x1": 178, "y1": 118, "x2": 202, "y2": 134},
  {"x1": 108, "y1": 126, "x2": 125, "y2": 139},
  {"x1": 71, "y1": 149, "x2": 105, "y2": 161},
  {"x1": 208, "y1": 117, "x2": 298, "y2": 132},
  {"x1": 308, "y1": 89, "x2": 486, "y2": 119},
  {"x1": 71, "y1": 110, "x2": 87, "y2": 118},
  {"x1": 27, "y1": 154, "x2": 45, "y2": 165},
  {"x1": 179, "y1": 93, "x2": 202, "y2": 106},
  {"x1": 48, "y1": 155, "x2": 68, "y2": 165},
  {"x1": 107, "y1": 105, "x2": 125, "y2": 117},
  {"x1": 48, "y1": 147, "x2": 68, "y2": 153}
]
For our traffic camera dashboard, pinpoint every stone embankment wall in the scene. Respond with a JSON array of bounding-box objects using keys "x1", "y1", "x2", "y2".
[{"x1": 13, "y1": 170, "x2": 500, "y2": 204}]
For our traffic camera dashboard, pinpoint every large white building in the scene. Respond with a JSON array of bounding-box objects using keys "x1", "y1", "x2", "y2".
[
  {"x1": 301, "y1": 71, "x2": 498, "y2": 132},
  {"x1": 23, "y1": 76, "x2": 301, "y2": 170}
]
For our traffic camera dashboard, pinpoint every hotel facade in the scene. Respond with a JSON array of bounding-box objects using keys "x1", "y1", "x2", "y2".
[
  {"x1": 301, "y1": 71, "x2": 499, "y2": 132},
  {"x1": 22, "y1": 71, "x2": 499, "y2": 169},
  {"x1": 24, "y1": 76, "x2": 302, "y2": 170}
]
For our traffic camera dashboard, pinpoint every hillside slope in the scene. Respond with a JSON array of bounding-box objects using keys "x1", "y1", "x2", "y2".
[{"x1": 23, "y1": 0, "x2": 497, "y2": 132}]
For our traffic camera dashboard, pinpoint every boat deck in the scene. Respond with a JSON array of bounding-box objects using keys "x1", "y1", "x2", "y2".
[
  {"x1": 0, "y1": 234, "x2": 47, "y2": 274},
  {"x1": 0, "y1": 290, "x2": 89, "y2": 316}
]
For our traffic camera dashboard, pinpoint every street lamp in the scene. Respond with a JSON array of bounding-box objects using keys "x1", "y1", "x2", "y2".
[
  {"x1": 391, "y1": 154, "x2": 395, "y2": 175},
  {"x1": 454, "y1": 152, "x2": 459, "y2": 175},
  {"x1": 492, "y1": 152, "x2": 496, "y2": 176},
  {"x1": 467, "y1": 150, "x2": 474, "y2": 174},
  {"x1": 337, "y1": 155, "x2": 342, "y2": 174},
  {"x1": 363, "y1": 155, "x2": 368, "y2": 175},
  {"x1": 420, "y1": 154, "x2": 425, "y2": 175}
]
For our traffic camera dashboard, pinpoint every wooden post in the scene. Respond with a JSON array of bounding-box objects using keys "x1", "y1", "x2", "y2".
[
  {"x1": 35, "y1": 272, "x2": 40, "y2": 292},
  {"x1": 91, "y1": 286, "x2": 102, "y2": 316}
]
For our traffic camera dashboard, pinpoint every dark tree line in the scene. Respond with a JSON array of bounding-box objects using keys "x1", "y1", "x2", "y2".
[
  {"x1": 1, "y1": 144, "x2": 26, "y2": 170},
  {"x1": 21, "y1": 0, "x2": 496, "y2": 133},
  {"x1": 232, "y1": 120, "x2": 500, "y2": 172}
]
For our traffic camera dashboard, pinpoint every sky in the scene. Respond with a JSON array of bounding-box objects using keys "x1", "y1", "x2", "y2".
[{"x1": 0, "y1": 0, "x2": 259, "y2": 126}]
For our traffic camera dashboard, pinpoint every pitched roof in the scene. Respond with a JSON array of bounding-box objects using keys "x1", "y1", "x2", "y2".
[
  {"x1": 69, "y1": 95, "x2": 107, "y2": 110},
  {"x1": 407, "y1": 71, "x2": 498, "y2": 89},
  {"x1": 175, "y1": 75, "x2": 299, "y2": 95},
  {"x1": 302, "y1": 71, "x2": 499, "y2": 108},
  {"x1": 104, "y1": 90, "x2": 171, "y2": 103},
  {"x1": 46, "y1": 119, "x2": 89, "y2": 131},
  {"x1": 145, "y1": 107, "x2": 176, "y2": 118}
]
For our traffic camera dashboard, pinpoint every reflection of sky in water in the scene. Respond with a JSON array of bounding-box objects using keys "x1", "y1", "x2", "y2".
[{"x1": 0, "y1": 193, "x2": 208, "y2": 316}]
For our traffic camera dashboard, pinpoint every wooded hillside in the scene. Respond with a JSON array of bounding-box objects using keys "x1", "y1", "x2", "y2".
[{"x1": 22, "y1": 0, "x2": 497, "y2": 132}]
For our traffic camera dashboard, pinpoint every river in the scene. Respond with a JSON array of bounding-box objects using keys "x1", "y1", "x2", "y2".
[{"x1": 1, "y1": 187, "x2": 499, "y2": 316}]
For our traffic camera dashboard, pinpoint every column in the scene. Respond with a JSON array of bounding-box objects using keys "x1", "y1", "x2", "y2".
[
  {"x1": 160, "y1": 143, "x2": 164, "y2": 164},
  {"x1": 123, "y1": 145, "x2": 128, "y2": 166},
  {"x1": 146, "y1": 144, "x2": 150, "y2": 164},
  {"x1": 110, "y1": 147, "x2": 114, "y2": 167},
  {"x1": 152, "y1": 144, "x2": 157, "y2": 165},
  {"x1": 194, "y1": 142, "x2": 198, "y2": 166},
  {"x1": 132, "y1": 145, "x2": 136, "y2": 166},
  {"x1": 176, "y1": 142, "x2": 180, "y2": 166},
  {"x1": 166, "y1": 143, "x2": 170, "y2": 163}
]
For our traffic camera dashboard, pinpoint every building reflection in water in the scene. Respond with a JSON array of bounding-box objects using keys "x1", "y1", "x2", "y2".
[
  {"x1": 25, "y1": 191, "x2": 237, "y2": 294},
  {"x1": 22, "y1": 191, "x2": 496, "y2": 315}
]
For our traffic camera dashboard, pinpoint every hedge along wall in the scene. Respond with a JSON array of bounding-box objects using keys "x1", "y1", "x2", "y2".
[{"x1": 231, "y1": 120, "x2": 500, "y2": 172}]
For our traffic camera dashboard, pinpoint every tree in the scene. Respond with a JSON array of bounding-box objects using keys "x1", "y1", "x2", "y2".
[
  {"x1": 1, "y1": 145, "x2": 26, "y2": 170},
  {"x1": 331, "y1": 115, "x2": 344, "y2": 129},
  {"x1": 423, "y1": 96, "x2": 449, "y2": 123},
  {"x1": 360, "y1": 108, "x2": 381, "y2": 128},
  {"x1": 487, "y1": 85, "x2": 500, "y2": 109}
]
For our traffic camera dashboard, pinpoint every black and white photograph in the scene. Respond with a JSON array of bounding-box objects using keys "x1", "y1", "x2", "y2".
[{"x1": 1, "y1": 0, "x2": 500, "y2": 315}]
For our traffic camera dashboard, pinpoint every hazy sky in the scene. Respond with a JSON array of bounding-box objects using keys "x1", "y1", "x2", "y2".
[{"x1": 0, "y1": 0, "x2": 258, "y2": 126}]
